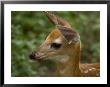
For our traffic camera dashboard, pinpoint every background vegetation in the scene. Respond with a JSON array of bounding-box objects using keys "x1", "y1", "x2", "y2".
[{"x1": 11, "y1": 11, "x2": 100, "y2": 77}]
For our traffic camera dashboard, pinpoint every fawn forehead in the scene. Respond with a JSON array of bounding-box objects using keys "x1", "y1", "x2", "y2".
[{"x1": 46, "y1": 29, "x2": 62, "y2": 43}]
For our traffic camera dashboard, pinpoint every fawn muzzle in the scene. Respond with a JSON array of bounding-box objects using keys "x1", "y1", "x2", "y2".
[{"x1": 29, "y1": 51, "x2": 45, "y2": 60}]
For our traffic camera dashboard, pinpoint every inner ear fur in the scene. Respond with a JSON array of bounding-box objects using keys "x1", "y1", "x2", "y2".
[{"x1": 57, "y1": 25, "x2": 80, "y2": 44}]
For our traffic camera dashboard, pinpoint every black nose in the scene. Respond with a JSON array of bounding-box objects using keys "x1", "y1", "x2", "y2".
[{"x1": 29, "y1": 53, "x2": 36, "y2": 60}]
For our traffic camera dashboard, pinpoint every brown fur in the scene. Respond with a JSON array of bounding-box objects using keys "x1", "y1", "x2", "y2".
[{"x1": 46, "y1": 29, "x2": 61, "y2": 42}]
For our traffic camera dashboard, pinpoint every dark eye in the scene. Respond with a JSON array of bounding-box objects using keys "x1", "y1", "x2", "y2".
[{"x1": 51, "y1": 43, "x2": 62, "y2": 49}]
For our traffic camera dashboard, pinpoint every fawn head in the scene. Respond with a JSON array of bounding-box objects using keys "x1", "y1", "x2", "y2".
[{"x1": 29, "y1": 12, "x2": 80, "y2": 61}]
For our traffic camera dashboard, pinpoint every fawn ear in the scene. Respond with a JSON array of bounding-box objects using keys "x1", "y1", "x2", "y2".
[
  {"x1": 57, "y1": 25, "x2": 80, "y2": 44},
  {"x1": 43, "y1": 11, "x2": 71, "y2": 28}
]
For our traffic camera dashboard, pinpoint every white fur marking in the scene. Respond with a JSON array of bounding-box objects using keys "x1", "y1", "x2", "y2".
[
  {"x1": 89, "y1": 68, "x2": 96, "y2": 71},
  {"x1": 84, "y1": 70, "x2": 88, "y2": 73},
  {"x1": 54, "y1": 37, "x2": 62, "y2": 43},
  {"x1": 91, "y1": 68, "x2": 96, "y2": 70},
  {"x1": 89, "y1": 68, "x2": 92, "y2": 71}
]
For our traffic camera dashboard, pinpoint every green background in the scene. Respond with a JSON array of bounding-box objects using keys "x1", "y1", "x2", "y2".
[{"x1": 11, "y1": 11, "x2": 100, "y2": 77}]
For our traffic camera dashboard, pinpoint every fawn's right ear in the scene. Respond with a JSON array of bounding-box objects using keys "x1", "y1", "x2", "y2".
[
  {"x1": 57, "y1": 25, "x2": 80, "y2": 44},
  {"x1": 43, "y1": 11, "x2": 71, "y2": 28}
]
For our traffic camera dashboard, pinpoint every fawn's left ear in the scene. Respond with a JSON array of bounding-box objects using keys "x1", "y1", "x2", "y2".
[
  {"x1": 57, "y1": 25, "x2": 80, "y2": 44},
  {"x1": 43, "y1": 11, "x2": 71, "y2": 28}
]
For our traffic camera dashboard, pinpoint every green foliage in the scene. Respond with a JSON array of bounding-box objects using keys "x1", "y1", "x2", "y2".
[{"x1": 11, "y1": 11, "x2": 100, "y2": 76}]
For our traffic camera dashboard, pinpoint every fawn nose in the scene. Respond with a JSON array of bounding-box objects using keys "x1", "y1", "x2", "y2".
[
  {"x1": 29, "y1": 51, "x2": 43, "y2": 60},
  {"x1": 29, "y1": 52, "x2": 36, "y2": 60}
]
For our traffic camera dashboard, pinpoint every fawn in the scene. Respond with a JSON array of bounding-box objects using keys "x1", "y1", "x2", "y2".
[{"x1": 29, "y1": 11, "x2": 100, "y2": 77}]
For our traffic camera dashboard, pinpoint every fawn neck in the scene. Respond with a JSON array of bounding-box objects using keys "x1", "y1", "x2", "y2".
[{"x1": 55, "y1": 42, "x2": 81, "y2": 76}]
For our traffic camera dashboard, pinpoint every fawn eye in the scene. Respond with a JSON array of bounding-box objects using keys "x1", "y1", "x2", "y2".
[{"x1": 51, "y1": 43, "x2": 62, "y2": 49}]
